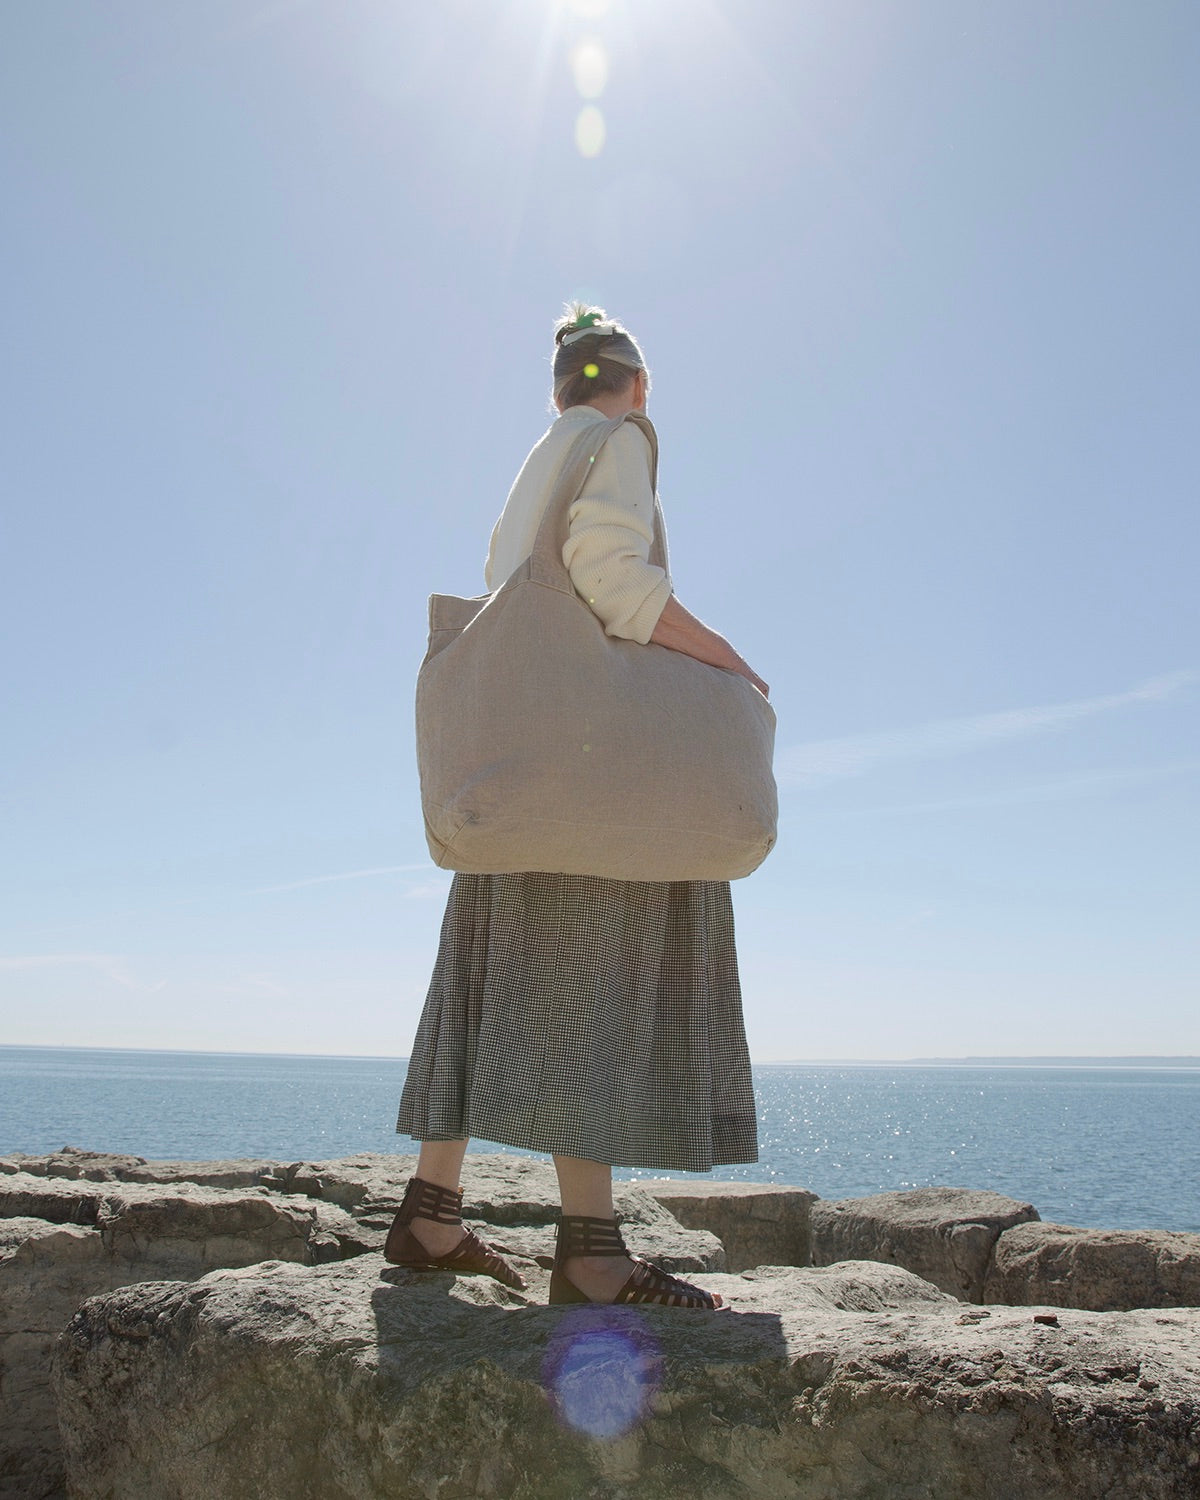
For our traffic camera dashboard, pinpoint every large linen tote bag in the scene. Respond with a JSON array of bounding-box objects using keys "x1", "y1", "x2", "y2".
[{"x1": 416, "y1": 411, "x2": 777, "y2": 881}]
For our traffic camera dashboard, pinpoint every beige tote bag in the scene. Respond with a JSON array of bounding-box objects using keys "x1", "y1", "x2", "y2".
[{"x1": 416, "y1": 411, "x2": 777, "y2": 881}]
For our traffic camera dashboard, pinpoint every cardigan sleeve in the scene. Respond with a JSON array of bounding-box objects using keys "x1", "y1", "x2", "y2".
[{"x1": 562, "y1": 422, "x2": 672, "y2": 643}]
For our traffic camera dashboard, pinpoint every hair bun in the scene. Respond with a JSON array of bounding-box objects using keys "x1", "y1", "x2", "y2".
[
  {"x1": 550, "y1": 302, "x2": 648, "y2": 408},
  {"x1": 555, "y1": 303, "x2": 617, "y2": 345}
]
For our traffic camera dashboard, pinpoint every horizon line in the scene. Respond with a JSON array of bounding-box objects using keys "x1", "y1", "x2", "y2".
[{"x1": 1, "y1": 1043, "x2": 1198, "y2": 1068}]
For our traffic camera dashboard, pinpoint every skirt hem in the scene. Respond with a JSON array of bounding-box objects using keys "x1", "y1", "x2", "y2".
[{"x1": 395, "y1": 1117, "x2": 759, "y2": 1175}]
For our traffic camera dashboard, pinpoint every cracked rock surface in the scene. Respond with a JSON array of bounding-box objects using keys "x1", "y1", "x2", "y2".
[
  {"x1": 6, "y1": 1149, "x2": 1200, "y2": 1500},
  {"x1": 985, "y1": 1221, "x2": 1200, "y2": 1312},
  {"x1": 53, "y1": 1254, "x2": 1200, "y2": 1500},
  {"x1": 0, "y1": 1149, "x2": 715, "y2": 1498},
  {"x1": 0, "y1": 1167, "x2": 365, "y2": 1499},
  {"x1": 811, "y1": 1186, "x2": 1040, "y2": 1300}
]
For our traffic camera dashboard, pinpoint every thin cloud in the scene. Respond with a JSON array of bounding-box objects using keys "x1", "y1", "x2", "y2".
[
  {"x1": 249, "y1": 864, "x2": 434, "y2": 895},
  {"x1": 216, "y1": 974, "x2": 291, "y2": 999},
  {"x1": 0, "y1": 953, "x2": 122, "y2": 971},
  {"x1": 836, "y1": 759, "x2": 1200, "y2": 818},
  {"x1": 402, "y1": 878, "x2": 455, "y2": 901},
  {"x1": 779, "y1": 672, "x2": 1195, "y2": 788},
  {"x1": 0, "y1": 953, "x2": 166, "y2": 993}
]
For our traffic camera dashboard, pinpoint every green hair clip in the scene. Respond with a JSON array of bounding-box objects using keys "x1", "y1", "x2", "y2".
[{"x1": 560, "y1": 310, "x2": 615, "y2": 346}]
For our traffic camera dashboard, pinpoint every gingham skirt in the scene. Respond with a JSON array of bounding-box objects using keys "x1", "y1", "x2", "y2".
[{"x1": 395, "y1": 872, "x2": 758, "y2": 1172}]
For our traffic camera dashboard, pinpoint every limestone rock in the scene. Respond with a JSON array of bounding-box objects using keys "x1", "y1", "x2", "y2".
[
  {"x1": 0, "y1": 1176, "x2": 365, "y2": 1498},
  {"x1": 811, "y1": 1186, "x2": 1039, "y2": 1300},
  {"x1": 279, "y1": 1154, "x2": 725, "y2": 1273},
  {"x1": 276, "y1": 1151, "x2": 561, "y2": 1225},
  {"x1": 277, "y1": 1151, "x2": 417, "y2": 1212},
  {"x1": 0, "y1": 1153, "x2": 723, "y2": 1498},
  {"x1": 0, "y1": 1147, "x2": 154, "y2": 1182},
  {"x1": 0, "y1": 1171, "x2": 364, "y2": 1265},
  {"x1": 644, "y1": 1179, "x2": 817, "y2": 1271},
  {"x1": 0, "y1": 1144, "x2": 284, "y2": 1191},
  {"x1": 13, "y1": 1151, "x2": 1200, "y2": 1499},
  {"x1": 986, "y1": 1221, "x2": 1200, "y2": 1312},
  {"x1": 0, "y1": 1153, "x2": 728, "y2": 1273},
  {"x1": 2, "y1": 1219, "x2": 124, "y2": 1499},
  {"x1": 54, "y1": 1253, "x2": 1200, "y2": 1500}
]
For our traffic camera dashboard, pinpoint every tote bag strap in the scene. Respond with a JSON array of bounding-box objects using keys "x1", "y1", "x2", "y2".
[{"x1": 527, "y1": 411, "x2": 667, "y2": 592}]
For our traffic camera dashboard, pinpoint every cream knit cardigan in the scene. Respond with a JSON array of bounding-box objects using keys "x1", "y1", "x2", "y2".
[{"x1": 484, "y1": 404, "x2": 673, "y2": 644}]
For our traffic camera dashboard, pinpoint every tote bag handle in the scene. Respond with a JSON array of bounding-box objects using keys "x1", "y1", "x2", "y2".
[{"x1": 526, "y1": 411, "x2": 668, "y2": 593}]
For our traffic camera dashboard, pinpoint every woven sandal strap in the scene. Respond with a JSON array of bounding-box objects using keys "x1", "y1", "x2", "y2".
[
  {"x1": 405, "y1": 1176, "x2": 464, "y2": 1225},
  {"x1": 616, "y1": 1258, "x2": 717, "y2": 1309},
  {"x1": 447, "y1": 1229, "x2": 509, "y2": 1272},
  {"x1": 555, "y1": 1213, "x2": 629, "y2": 1259},
  {"x1": 443, "y1": 1229, "x2": 526, "y2": 1291}
]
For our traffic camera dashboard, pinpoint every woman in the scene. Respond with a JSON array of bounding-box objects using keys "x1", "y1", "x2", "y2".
[{"x1": 389, "y1": 304, "x2": 768, "y2": 1309}]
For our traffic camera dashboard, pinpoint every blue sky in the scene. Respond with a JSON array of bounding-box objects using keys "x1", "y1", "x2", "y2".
[{"x1": 2, "y1": 0, "x2": 1196, "y2": 1060}]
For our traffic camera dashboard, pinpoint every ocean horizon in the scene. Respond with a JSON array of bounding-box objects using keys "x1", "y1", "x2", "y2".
[
  {"x1": 2, "y1": 1045, "x2": 1197, "y2": 1235},
  {"x1": 5, "y1": 1044, "x2": 1198, "y2": 1067}
]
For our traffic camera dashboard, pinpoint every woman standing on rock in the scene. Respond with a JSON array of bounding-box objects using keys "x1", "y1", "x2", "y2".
[{"x1": 388, "y1": 304, "x2": 767, "y2": 1308}]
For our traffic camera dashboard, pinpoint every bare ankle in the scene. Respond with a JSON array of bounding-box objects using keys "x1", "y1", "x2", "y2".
[
  {"x1": 566, "y1": 1252, "x2": 631, "y2": 1273},
  {"x1": 409, "y1": 1215, "x2": 465, "y2": 1256}
]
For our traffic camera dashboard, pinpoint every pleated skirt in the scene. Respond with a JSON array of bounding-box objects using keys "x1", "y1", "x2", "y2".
[{"x1": 395, "y1": 872, "x2": 758, "y2": 1172}]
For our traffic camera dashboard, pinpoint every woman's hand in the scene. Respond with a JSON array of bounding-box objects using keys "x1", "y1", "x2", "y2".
[{"x1": 649, "y1": 595, "x2": 769, "y2": 699}]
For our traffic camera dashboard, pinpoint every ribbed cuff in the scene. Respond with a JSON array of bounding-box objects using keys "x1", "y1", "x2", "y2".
[{"x1": 605, "y1": 571, "x2": 673, "y2": 644}]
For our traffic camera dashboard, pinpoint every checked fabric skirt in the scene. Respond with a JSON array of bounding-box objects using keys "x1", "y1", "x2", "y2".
[{"x1": 395, "y1": 872, "x2": 759, "y2": 1172}]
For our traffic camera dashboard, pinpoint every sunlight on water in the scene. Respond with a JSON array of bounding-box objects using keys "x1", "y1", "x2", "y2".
[
  {"x1": 663, "y1": 1066, "x2": 1200, "y2": 1233},
  {"x1": 1, "y1": 1050, "x2": 1197, "y2": 1233}
]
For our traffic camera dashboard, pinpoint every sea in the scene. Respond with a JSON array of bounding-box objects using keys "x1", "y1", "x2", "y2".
[{"x1": 1, "y1": 1046, "x2": 1197, "y2": 1234}]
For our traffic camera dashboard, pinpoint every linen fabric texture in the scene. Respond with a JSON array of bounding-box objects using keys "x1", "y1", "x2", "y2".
[
  {"x1": 416, "y1": 410, "x2": 778, "y2": 882},
  {"x1": 395, "y1": 870, "x2": 759, "y2": 1171}
]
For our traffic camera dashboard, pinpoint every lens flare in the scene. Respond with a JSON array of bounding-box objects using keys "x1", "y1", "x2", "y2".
[
  {"x1": 570, "y1": 39, "x2": 609, "y2": 100},
  {"x1": 543, "y1": 1307, "x2": 662, "y2": 1439},
  {"x1": 584, "y1": 362, "x2": 600, "y2": 378},
  {"x1": 574, "y1": 105, "x2": 606, "y2": 158}
]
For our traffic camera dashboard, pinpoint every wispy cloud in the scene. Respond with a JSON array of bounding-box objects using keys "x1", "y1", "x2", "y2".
[
  {"x1": 402, "y1": 878, "x2": 455, "y2": 901},
  {"x1": 778, "y1": 672, "x2": 1195, "y2": 788},
  {"x1": 0, "y1": 953, "x2": 166, "y2": 993},
  {"x1": 249, "y1": 864, "x2": 434, "y2": 895},
  {"x1": 216, "y1": 973, "x2": 291, "y2": 999},
  {"x1": 837, "y1": 759, "x2": 1200, "y2": 818},
  {"x1": 0, "y1": 953, "x2": 122, "y2": 971}
]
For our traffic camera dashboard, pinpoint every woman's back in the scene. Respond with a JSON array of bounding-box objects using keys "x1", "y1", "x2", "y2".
[{"x1": 485, "y1": 405, "x2": 670, "y2": 645}]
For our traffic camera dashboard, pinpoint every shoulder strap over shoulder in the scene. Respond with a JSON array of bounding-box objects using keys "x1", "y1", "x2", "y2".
[{"x1": 528, "y1": 411, "x2": 668, "y2": 590}]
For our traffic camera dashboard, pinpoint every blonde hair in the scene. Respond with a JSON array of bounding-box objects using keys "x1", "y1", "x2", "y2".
[{"x1": 551, "y1": 302, "x2": 650, "y2": 411}]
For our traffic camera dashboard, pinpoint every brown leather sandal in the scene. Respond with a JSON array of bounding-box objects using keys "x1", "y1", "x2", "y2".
[
  {"x1": 384, "y1": 1176, "x2": 526, "y2": 1291},
  {"x1": 549, "y1": 1213, "x2": 723, "y2": 1308}
]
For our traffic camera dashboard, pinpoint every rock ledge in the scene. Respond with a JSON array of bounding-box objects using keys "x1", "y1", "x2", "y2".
[{"x1": 54, "y1": 1253, "x2": 1200, "y2": 1500}]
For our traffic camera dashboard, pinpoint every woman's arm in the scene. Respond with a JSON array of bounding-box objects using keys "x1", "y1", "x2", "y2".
[
  {"x1": 650, "y1": 595, "x2": 770, "y2": 699},
  {"x1": 563, "y1": 425, "x2": 671, "y2": 643}
]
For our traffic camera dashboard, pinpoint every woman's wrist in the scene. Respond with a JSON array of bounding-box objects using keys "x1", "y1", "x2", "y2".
[{"x1": 649, "y1": 596, "x2": 768, "y2": 697}]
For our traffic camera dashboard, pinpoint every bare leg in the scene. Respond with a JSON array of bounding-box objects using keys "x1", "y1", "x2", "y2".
[
  {"x1": 416, "y1": 1138, "x2": 469, "y2": 1191},
  {"x1": 552, "y1": 1154, "x2": 724, "y2": 1306},
  {"x1": 406, "y1": 1138, "x2": 470, "y2": 1256},
  {"x1": 553, "y1": 1154, "x2": 633, "y2": 1301},
  {"x1": 553, "y1": 1153, "x2": 616, "y2": 1218}
]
